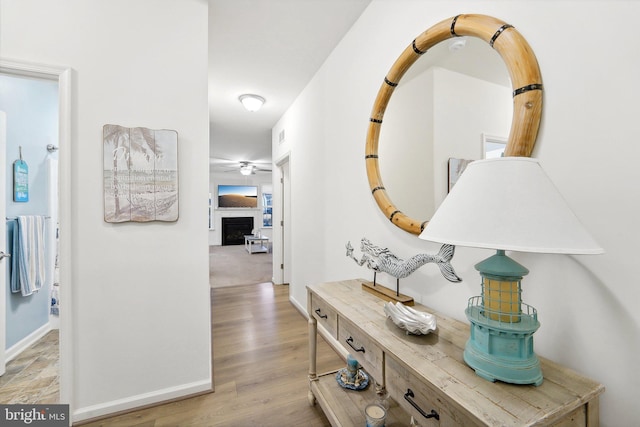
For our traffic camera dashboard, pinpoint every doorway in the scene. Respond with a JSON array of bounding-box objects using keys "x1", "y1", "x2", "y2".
[
  {"x1": 274, "y1": 156, "x2": 291, "y2": 287},
  {"x1": 0, "y1": 71, "x2": 59, "y2": 401},
  {"x1": 0, "y1": 59, "x2": 72, "y2": 406}
]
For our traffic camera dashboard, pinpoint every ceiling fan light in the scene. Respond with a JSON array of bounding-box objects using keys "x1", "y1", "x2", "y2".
[
  {"x1": 240, "y1": 165, "x2": 253, "y2": 175},
  {"x1": 239, "y1": 94, "x2": 265, "y2": 112}
]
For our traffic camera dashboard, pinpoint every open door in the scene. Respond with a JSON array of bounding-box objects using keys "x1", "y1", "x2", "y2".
[{"x1": 0, "y1": 111, "x2": 7, "y2": 375}]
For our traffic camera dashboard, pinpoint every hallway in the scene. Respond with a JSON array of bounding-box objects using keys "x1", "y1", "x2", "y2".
[
  {"x1": 80, "y1": 282, "x2": 343, "y2": 426},
  {"x1": 0, "y1": 245, "x2": 342, "y2": 424}
]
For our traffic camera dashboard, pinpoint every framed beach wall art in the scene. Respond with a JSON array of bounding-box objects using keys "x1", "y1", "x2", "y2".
[
  {"x1": 217, "y1": 184, "x2": 258, "y2": 208},
  {"x1": 103, "y1": 124, "x2": 179, "y2": 223}
]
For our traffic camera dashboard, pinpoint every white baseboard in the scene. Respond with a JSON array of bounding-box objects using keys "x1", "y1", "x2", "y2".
[
  {"x1": 289, "y1": 295, "x2": 308, "y2": 319},
  {"x1": 49, "y1": 314, "x2": 60, "y2": 330},
  {"x1": 6, "y1": 322, "x2": 51, "y2": 363},
  {"x1": 72, "y1": 379, "x2": 212, "y2": 423}
]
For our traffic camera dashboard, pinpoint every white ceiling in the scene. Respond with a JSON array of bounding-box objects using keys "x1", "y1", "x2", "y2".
[
  {"x1": 208, "y1": 0, "x2": 372, "y2": 171},
  {"x1": 207, "y1": 1, "x2": 511, "y2": 175}
]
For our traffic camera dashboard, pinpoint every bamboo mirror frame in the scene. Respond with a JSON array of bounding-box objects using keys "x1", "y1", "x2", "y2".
[{"x1": 366, "y1": 14, "x2": 543, "y2": 235}]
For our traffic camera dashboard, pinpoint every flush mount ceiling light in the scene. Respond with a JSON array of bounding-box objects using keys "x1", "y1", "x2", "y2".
[
  {"x1": 448, "y1": 36, "x2": 467, "y2": 52},
  {"x1": 239, "y1": 94, "x2": 265, "y2": 112}
]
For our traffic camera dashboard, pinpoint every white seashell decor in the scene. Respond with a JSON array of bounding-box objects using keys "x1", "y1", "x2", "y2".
[{"x1": 383, "y1": 302, "x2": 437, "y2": 335}]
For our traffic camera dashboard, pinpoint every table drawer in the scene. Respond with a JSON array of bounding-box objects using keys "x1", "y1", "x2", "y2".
[
  {"x1": 386, "y1": 355, "x2": 454, "y2": 427},
  {"x1": 337, "y1": 316, "x2": 383, "y2": 382},
  {"x1": 310, "y1": 293, "x2": 338, "y2": 338}
]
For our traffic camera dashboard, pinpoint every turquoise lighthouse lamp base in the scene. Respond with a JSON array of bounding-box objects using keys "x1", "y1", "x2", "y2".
[
  {"x1": 463, "y1": 306, "x2": 543, "y2": 386},
  {"x1": 462, "y1": 250, "x2": 543, "y2": 386}
]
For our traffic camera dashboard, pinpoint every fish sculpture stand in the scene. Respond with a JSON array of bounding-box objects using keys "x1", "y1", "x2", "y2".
[{"x1": 346, "y1": 238, "x2": 461, "y2": 305}]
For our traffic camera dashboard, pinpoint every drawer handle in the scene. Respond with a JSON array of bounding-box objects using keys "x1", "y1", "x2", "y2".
[
  {"x1": 314, "y1": 308, "x2": 327, "y2": 319},
  {"x1": 346, "y1": 336, "x2": 365, "y2": 353},
  {"x1": 404, "y1": 389, "x2": 439, "y2": 420}
]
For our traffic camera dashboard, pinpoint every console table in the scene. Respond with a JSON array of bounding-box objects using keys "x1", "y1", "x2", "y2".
[{"x1": 307, "y1": 279, "x2": 604, "y2": 426}]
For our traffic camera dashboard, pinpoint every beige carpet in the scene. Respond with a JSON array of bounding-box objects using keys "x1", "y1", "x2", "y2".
[{"x1": 209, "y1": 244, "x2": 273, "y2": 287}]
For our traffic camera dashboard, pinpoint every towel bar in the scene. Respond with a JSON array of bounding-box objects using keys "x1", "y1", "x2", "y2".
[{"x1": 6, "y1": 216, "x2": 50, "y2": 220}]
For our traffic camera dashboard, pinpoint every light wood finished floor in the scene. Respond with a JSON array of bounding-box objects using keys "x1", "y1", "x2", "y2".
[{"x1": 80, "y1": 282, "x2": 344, "y2": 426}]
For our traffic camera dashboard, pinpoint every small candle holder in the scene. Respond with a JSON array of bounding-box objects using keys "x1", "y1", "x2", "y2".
[
  {"x1": 346, "y1": 354, "x2": 359, "y2": 381},
  {"x1": 374, "y1": 387, "x2": 389, "y2": 411},
  {"x1": 336, "y1": 353, "x2": 369, "y2": 390},
  {"x1": 364, "y1": 403, "x2": 387, "y2": 427}
]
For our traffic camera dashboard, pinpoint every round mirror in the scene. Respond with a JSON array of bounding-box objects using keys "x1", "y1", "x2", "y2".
[
  {"x1": 366, "y1": 14, "x2": 543, "y2": 235},
  {"x1": 378, "y1": 36, "x2": 512, "y2": 221}
]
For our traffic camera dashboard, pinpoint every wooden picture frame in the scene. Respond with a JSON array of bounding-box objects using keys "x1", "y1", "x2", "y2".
[{"x1": 103, "y1": 124, "x2": 179, "y2": 223}]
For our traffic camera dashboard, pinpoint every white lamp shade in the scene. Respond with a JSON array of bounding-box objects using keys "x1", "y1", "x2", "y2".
[{"x1": 419, "y1": 157, "x2": 603, "y2": 254}]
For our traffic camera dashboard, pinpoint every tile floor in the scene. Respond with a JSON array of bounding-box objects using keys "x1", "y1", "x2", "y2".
[{"x1": 0, "y1": 330, "x2": 59, "y2": 404}]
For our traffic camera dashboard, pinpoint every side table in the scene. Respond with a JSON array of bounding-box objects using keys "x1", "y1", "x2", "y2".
[{"x1": 244, "y1": 235, "x2": 269, "y2": 254}]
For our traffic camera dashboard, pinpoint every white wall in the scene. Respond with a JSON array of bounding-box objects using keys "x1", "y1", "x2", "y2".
[
  {"x1": 1, "y1": 0, "x2": 211, "y2": 422},
  {"x1": 432, "y1": 67, "x2": 512, "y2": 205},
  {"x1": 378, "y1": 68, "x2": 435, "y2": 220},
  {"x1": 273, "y1": 81, "x2": 328, "y2": 304},
  {"x1": 273, "y1": 1, "x2": 640, "y2": 425}
]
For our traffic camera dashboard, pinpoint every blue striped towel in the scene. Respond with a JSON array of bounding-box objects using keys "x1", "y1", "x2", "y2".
[
  {"x1": 6, "y1": 219, "x2": 19, "y2": 293},
  {"x1": 15, "y1": 216, "x2": 46, "y2": 296}
]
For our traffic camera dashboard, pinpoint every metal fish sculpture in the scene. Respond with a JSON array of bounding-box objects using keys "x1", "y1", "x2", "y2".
[{"x1": 346, "y1": 237, "x2": 462, "y2": 283}]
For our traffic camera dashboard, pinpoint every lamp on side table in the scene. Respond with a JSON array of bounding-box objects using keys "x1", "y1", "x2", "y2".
[{"x1": 419, "y1": 157, "x2": 603, "y2": 385}]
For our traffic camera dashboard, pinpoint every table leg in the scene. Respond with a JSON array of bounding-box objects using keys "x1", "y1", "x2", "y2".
[{"x1": 308, "y1": 309, "x2": 318, "y2": 406}]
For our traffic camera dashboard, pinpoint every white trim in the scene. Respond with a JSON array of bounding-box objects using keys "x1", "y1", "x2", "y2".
[
  {"x1": 57, "y1": 66, "x2": 73, "y2": 415},
  {"x1": 274, "y1": 151, "x2": 291, "y2": 168},
  {"x1": 0, "y1": 111, "x2": 5, "y2": 376},
  {"x1": 289, "y1": 294, "x2": 307, "y2": 319},
  {"x1": 481, "y1": 132, "x2": 507, "y2": 159},
  {"x1": 72, "y1": 379, "x2": 212, "y2": 423},
  {"x1": 272, "y1": 153, "x2": 291, "y2": 286},
  {"x1": 6, "y1": 323, "x2": 51, "y2": 362},
  {"x1": 1, "y1": 58, "x2": 73, "y2": 423},
  {"x1": 0, "y1": 58, "x2": 66, "y2": 80}
]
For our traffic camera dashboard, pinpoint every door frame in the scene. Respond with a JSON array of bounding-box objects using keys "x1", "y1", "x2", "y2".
[
  {"x1": 0, "y1": 59, "x2": 74, "y2": 410},
  {"x1": 274, "y1": 153, "x2": 291, "y2": 286},
  {"x1": 0, "y1": 111, "x2": 6, "y2": 376}
]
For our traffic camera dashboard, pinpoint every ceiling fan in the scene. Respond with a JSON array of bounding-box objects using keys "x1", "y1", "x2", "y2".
[
  {"x1": 238, "y1": 161, "x2": 271, "y2": 175},
  {"x1": 209, "y1": 158, "x2": 272, "y2": 175}
]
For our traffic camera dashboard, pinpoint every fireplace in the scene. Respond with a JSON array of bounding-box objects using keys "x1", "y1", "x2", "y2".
[{"x1": 221, "y1": 217, "x2": 254, "y2": 245}]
